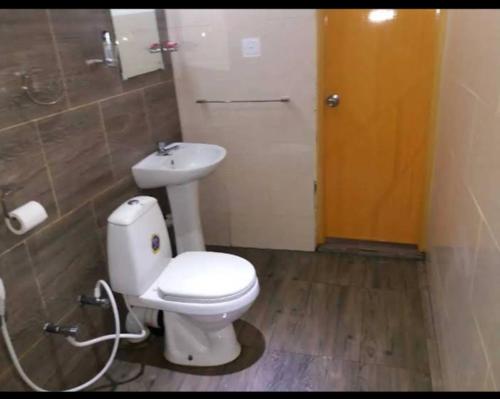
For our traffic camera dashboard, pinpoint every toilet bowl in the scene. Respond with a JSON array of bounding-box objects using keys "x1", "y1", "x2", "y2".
[{"x1": 106, "y1": 196, "x2": 259, "y2": 367}]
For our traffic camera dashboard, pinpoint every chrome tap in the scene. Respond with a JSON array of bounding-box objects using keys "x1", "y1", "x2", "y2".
[{"x1": 157, "y1": 141, "x2": 180, "y2": 156}]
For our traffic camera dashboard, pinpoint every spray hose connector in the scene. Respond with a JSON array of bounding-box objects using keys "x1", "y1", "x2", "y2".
[
  {"x1": 43, "y1": 323, "x2": 79, "y2": 338},
  {"x1": 77, "y1": 294, "x2": 110, "y2": 309}
]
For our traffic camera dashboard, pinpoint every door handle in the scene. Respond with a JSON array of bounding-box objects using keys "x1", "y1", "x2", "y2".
[{"x1": 326, "y1": 93, "x2": 340, "y2": 108}]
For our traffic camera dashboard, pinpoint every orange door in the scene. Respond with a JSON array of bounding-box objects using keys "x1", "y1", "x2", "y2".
[{"x1": 319, "y1": 9, "x2": 443, "y2": 245}]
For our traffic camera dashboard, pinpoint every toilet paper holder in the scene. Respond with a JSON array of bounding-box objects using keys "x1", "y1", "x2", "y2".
[
  {"x1": 0, "y1": 188, "x2": 14, "y2": 220},
  {"x1": 1, "y1": 187, "x2": 49, "y2": 235}
]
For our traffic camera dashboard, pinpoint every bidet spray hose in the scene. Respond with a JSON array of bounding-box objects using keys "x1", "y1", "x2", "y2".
[
  {"x1": 0, "y1": 279, "x2": 146, "y2": 392},
  {"x1": 66, "y1": 295, "x2": 147, "y2": 347}
]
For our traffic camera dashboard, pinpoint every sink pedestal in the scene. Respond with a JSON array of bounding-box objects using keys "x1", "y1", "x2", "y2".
[{"x1": 166, "y1": 181, "x2": 205, "y2": 253}]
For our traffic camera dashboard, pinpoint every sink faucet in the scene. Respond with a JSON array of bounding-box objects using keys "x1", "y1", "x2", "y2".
[{"x1": 157, "y1": 141, "x2": 180, "y2": 156}]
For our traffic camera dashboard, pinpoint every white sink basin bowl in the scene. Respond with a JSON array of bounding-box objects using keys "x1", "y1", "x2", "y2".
[
  {"x1": 131, "y1": 142, "x2": 227, "y2": 254},
  {"x1": 132, "y1": 142, "x2": 226, "y2": 188}
]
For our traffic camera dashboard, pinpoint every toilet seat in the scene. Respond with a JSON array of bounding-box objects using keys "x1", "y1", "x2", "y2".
[{"x1": 157, "y1": 251, "x2": 257, "y2": 304}]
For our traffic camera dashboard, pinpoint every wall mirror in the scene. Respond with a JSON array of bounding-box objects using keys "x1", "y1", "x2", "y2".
[{"x1": 110, "y1": 9, "x2": 171, "y2": 80}]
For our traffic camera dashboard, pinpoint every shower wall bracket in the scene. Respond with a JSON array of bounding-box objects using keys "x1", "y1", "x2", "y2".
[{"x1": 16, "y1": 71, "x2": 65, "y2": 106}]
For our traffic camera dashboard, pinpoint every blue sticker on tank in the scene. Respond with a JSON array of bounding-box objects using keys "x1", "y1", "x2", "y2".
[{"x1": 151, "y1": 234, "x2": 160, "y2": 254}]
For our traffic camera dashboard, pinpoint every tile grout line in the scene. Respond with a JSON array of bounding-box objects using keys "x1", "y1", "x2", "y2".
[
  {"x1": 89, "y1": 197, "x2": 107, "y2": 260},
  {"x1": 33, "y1": 121, "x2": 62, "y2": 219},
  {"x1": 140, "y1": 88, "x2": 155, "y2": 144},
  {"x1": 45, "y1": 9, "x2": 71, "y2": 110},
  {"x1": 24, "y1": 239, "x2": 50, "y2": 315},
  {"x1": 0, "y1": 79, "x2": 174, "y2": 137},
  {"x1": 96, "y1": 101, "x2": 116, "y2": 181},
  {"x1": 0, "y1": 175, "x2": 132, "y2": 255}
]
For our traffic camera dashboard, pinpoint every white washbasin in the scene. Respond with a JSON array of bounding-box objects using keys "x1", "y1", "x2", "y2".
[{"x1": 132, "y1": 142, "x2": 226, "y2": 188}]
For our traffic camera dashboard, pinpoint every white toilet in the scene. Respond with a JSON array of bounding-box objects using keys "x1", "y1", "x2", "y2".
[{"x1": 106, "y1": 196, "x2": 259, "y2": 367}]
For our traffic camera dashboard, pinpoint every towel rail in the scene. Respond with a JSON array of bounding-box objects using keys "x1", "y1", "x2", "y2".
[{"x1": 195, "y1": 97, "x2": 290, "y2": 104}]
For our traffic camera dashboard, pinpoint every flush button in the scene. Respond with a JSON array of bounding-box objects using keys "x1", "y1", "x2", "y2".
[{"x1": 127, "y1": 199, "x2": 140, "y2": 205}]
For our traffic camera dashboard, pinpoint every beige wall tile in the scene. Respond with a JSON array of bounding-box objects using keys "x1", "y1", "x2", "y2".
[
  {"x1": 168, "y1": 10, "x2": 316, "y2": 250},
  {"x1": 427, "y1": 9, "x2": 500, "y2": 391},
  {"x1": 472, "y1": 223, "x2": 500, "y2": 384}
]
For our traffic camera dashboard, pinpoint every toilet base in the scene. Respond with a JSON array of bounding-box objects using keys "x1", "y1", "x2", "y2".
[{"x1": 162, "y1": 311, "x2": 241, "y2": 367}]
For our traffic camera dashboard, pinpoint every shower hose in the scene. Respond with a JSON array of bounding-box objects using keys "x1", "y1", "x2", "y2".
[{"x1": 0, "y1": 278, "x2": 146, "y2": 392}]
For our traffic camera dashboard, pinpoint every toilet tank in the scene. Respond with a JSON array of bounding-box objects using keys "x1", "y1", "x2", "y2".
[{"x1": 107, "y1": 196, "x2": 172, "y2": 296}]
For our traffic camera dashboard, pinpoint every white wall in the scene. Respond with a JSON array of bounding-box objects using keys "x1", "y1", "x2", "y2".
[
  {"x1": 166, "y1": 9, "x2": 317, "y2": 251},
  {"x1": 427, "y1": 10, "x2": 500, "y2": 390}
]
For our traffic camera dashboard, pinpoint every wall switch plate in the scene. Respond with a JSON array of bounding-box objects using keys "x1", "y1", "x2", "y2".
[{"x1": 241, "y1": 37, "x2": 261, "y2": 58}]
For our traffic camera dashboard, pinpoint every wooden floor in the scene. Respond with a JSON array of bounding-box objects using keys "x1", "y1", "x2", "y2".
[{"x1": 92, "y1": 247, "x2": 442, "y2": 392}]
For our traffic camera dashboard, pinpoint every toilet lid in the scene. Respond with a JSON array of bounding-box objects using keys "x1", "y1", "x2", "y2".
[{"x1": 157, "y1": 251, "x2": 257, "y2": 303}]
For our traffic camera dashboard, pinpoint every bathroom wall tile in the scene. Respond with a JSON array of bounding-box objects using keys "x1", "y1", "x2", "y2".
[
  {"x1": 100, "y1": 91, "x2": 154, "y2": 179},
  {"x1": 225, "y1": 149, "x2": 271, "y2": 219},
  {"x1": 0, "y1": 9, "x2": 183, "y2": 392},
  {"x1": 484, "y1": 369, "x2": 497, "y2": 391},
  {"x1": 0, "y1": 304, "x2": 111, "y2": 391},
  {"x1": 198, "y1": 171, "x2": 231, "y2": 246},
  {"x1": 92, "y1": 176, "x2": 140, "y2": 229},
  {"x1": 0, "y1": 122, "x2": 57, "y2": 254},
  {"x1": 165, "y1": 9, "x2": 222, "y2": 29},
  {"x1": 471, "y1": 223, "x2": 500, "y2": 384},
  {"x1": 91, "y1": 175, "x2": 140, "y2": 249},
  {"x1": 0, "y1": 243, "x2": 47, "y2": 374},
  {"x1": 436, "y1": 78, "x2": 478, "y2": 179},
  {"x1": 439, "y1": 245, "x2": 488, "y2": 390},
  {"x1": 0, "y1": 369, "x2": 26, "y2": 391},
  {"x1": 426, "y1": 339, "x2": 444, "y2": 391},
  {"x1": 439, "y1": 304, "x2": 488, "y2": 390},
  {"x1": 266, "y1": 143, "x2": 315, "y2": 219},
  {"x1": 143, "y1": 81, "x2": 182, "y2": 143},
  {"x1": 37, "y1": 104, "x2": 113, "y2": 214},
  {"x1": 230, "y1": 210, "x2": 273, "y2": 249},
  {"x1": 444, "y1": 10, "x2": 500, "y2": 109},
  {"x1": 41, "y1": 304, "x2": 113, "y2": 390},
  {"x1": 264, "y1": 213, "x2": 316, "y2": 251},
  {"x1": 169, "y1": 10, "x2": 316, "y2": 251},
  {"x1": 26, "y1": 204, "x2": 106, "y2": 323},
  {"x1": 468, "y1": 106, "x2": 500, "y2": 245},
  {"x1": 447, "y1": 177, "x2": 482, "y2": 283},
  {"x1": 49, "y1": 9, "x2": 123, "y2": 107},
  {"x1": 429, "y1": 12, "x2": 500, "y2": 390},
  {"x1": 0, "y1": 10, "x2": 67, "y2": 130}
]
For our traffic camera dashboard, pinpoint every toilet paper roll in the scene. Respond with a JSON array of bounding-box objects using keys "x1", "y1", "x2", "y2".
[{"x1": 5, "y1": 201, "x2": 48, "y2": 235}]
